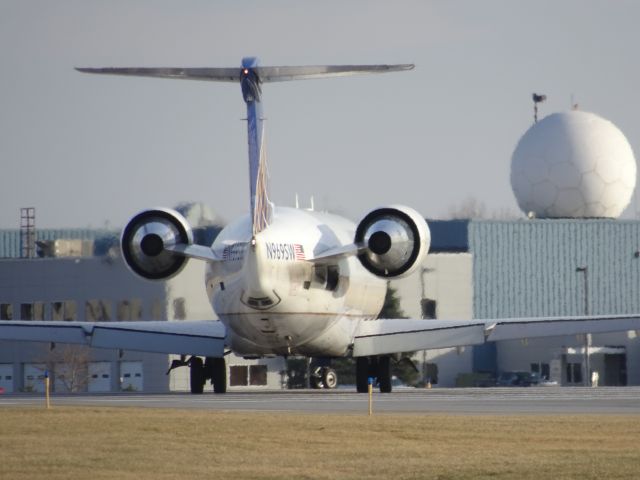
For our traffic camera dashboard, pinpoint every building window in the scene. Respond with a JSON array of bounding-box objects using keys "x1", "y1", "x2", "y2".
[
  {"x1": 33, "y1": 302, "x2": 45, "y2": 320},
  {"x1": 21, "y1": 304, "x2": 33, "y2": 320},
  {"x1": 0, "y1": 304, "x2": 13, "y2": 320},
  {"x1": 249, "y1": 365, "x2": 267, "y2": 386},
  {"x1": 229, "y1": 365, "x2": 268, "y2": 386},
  {"x1": 85, "y1": 300, "x2": 112, "y2": 322},
  {"x1": 64, "y1": 301, "x2": 76, "y2": 321},
  {"x1": 151, "y1": 299, "x2": 163, "y2": 320},
  {"x1": 541, "y1": 363, "x2": 550, "y2": 380},
  {"x1": 117, "y1": 299, "x2": 142, "y2": 321},
  {"x1": 421, "y1": 299, "x2": 437, "y2": 319},
  {"x1": 173, "y1": 298, "x2": 186, "y2": 320},
  {"x1": 566, "y1": 362, "x2": 583, "y2": 384},
  {"x1": 425, "y1": 363, "x2": 439, "y2": 384},
  {"x1": 531, "y1": 362, "x2": 550, "y2": 380},
  {"x1": 19, "y1": 303, "x2": 44, "y2": 320},
  {"x1": 230, "y1": 366, "x2": 248, "y2": 386},
  {"x1": 52, "y1": 302, "x2": 63, "y2": 320},
  {"x1": 52, "y1": 301, "x2": 77, "y2": 321}
]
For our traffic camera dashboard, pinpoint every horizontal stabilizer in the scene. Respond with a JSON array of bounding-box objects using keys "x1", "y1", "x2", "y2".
[
  {"x1": 76, "y1": 64, "x2": 414, "y2": 83},
  {"x1": 255, "y1": 64, "x2": 414, "y2": 82},
  {"x1": 0, "y1": 320, "x2": 226, "y2": 357},
  {"x1": 76, "y1": 67, "x2": 241, "y2": 82}
]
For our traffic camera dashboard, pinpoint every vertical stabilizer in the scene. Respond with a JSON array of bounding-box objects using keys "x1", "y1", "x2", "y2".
[{"x1": 241, "y1": 57, "x2": 272, "y2": 236}]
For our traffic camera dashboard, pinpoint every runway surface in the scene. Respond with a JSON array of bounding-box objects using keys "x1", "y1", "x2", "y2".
[{"x1": 2, "y1": 387, "x2": 639, "y2": 414}]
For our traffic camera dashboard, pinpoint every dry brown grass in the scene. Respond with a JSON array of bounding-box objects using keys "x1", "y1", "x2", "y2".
[{"x1": 0, "y1": 407, "x2": 639, "y2": 479}]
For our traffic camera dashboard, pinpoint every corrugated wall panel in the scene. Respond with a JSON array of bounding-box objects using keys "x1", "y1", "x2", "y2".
[{"x1": 470, "y1": 219, "x2": 640, "y2": 319}]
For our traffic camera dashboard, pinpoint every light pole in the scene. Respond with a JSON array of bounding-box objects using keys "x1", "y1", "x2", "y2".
[
  {"x1": 419, "y1": 267, "x2": 435, "y2": 384},
  {"x1": 576, "y1": 266, "x2": 591, "y2": 386}
]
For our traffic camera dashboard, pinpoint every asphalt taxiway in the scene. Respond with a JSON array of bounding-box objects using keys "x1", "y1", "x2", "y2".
[{"x1": 1, "y1": 387, "x2": 639, "y2": 414}]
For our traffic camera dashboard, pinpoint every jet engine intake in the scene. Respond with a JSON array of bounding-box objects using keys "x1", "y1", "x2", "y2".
[
  {"x1": 355, "y1": 205, "x2": 430, "y2": 278},
  {"x1": 121, "y1": 208, "x2": 194, "y2": 280}
]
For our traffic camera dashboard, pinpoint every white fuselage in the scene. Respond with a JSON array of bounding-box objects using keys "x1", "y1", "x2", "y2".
[{"x1": 205, "y1": 207, "x2": 386, "y2": 357}]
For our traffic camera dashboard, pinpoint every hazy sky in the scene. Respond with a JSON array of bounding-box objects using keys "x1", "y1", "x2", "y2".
[{"x1": 1, "y1": 1, "x2": 639, "y2": 228}]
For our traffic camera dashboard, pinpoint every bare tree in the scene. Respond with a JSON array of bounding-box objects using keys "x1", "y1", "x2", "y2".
[
  {"x1": 38, "y1": 344, "x2": 91, "y2": 393},
  {"x1": 447, "y1": 197, "x2": 520, "y2": 220}
]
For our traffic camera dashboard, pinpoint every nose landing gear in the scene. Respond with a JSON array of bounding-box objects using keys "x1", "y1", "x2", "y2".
[{"x1": 310, "y1": 366, "x2": 338, "y2": 389}]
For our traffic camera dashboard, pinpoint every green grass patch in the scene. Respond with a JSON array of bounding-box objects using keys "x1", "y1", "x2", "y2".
[{"x1": 0, "y1": 407, "x2": 639, "y2": 479}]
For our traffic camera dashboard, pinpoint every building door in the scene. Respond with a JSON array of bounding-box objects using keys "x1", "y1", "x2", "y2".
[
  {"x1": 604, "y1": 354, "x2": 627, "y2": 386},
  {"x1": 120, "y1": 361, "x2": 143, "y2": 392},
  {"x1": 89, "y1": 362, "x2": 112, "y2": 392},
  {"x1": 23, "y1": 364, "x2": 46, "y2": 392},
  {"x1": 564, "y1": 361, "x2": 583, "y2": 385},
  {"x1": 0, "y1": 364, "x2": 14, "y2": 393}
]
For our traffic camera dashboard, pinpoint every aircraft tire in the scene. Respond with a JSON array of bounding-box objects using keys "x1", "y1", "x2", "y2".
[
  {"x1": 212, "y1": 357, "x2": 227, "y2": 394},
  {"x1": 190, "y1": 357, "x2": 205, "y2": 394},
  {"x1": 356, "y1": 357, "x2": 370, "y2": 393},
  {"x1": 378, "y1": 356, "x2": 392, "y2": 393},
  {"x1": 322, "y1": 368, "x2": 338, "y2": 389}
]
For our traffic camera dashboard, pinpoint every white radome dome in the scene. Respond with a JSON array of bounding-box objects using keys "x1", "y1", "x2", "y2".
[{"x1": 511, "y1": 110, "x2": 637, "y2": 218}]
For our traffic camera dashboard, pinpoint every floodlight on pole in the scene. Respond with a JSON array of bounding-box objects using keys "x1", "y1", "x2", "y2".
[{"x1": 576, "y1": 266, "x2": 591, "y2": 386}]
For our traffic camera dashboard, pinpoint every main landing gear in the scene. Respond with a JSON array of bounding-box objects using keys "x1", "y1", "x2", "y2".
[
  {"x1": 168, "y1": 355, "x2": 227, "y2": 394},
  {"x1": 356, "y1": 355, "x2": 392, "y2": 393}
]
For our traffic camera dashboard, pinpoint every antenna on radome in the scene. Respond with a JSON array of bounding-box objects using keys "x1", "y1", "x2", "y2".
[
  {"x1": 571, "y1": 95, "x2": 579, "y2": 110},
  {"x1": 532, "y1": 93, "x2": 546, "y2": 123}
]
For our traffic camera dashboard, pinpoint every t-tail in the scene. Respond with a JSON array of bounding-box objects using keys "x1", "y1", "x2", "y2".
[{"x1": 77, "y1": 58, "x2": 414, "y2": 236}]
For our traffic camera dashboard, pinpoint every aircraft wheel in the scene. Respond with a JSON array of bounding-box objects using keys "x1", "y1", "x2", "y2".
[
  {"x1": 322, "y1": 368, "x2": 338, "y2": 389},
  {"x1": 212, "y1": 357, "x2": 227, "y2": 394},
  {"x1": 356, "y1": 357, "x2": 370, "y2": 393},
  {"x1": 189, "y1": 357, "x2": 205, "y2": 394},
  {"x1": 378, "y1": 356, "x2": 392, "y2": 393}
]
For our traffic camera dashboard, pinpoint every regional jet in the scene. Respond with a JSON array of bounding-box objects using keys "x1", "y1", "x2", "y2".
[{"x1": 2, "y1": 57, "x2": 640, "y2": 393}]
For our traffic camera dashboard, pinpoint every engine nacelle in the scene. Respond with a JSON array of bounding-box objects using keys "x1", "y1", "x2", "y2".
[
  {"x1": 121, "y1": 208, "x2": 194, "y2": 280},
  {"x1": 355, "y1": 205, "x2": 430, "y2": 278}
]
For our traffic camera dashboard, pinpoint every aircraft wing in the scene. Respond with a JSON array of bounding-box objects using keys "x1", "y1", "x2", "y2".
[
  {"x1": 0, "y1": 320, "x2": 225, "y2": 357},
  {"x1": 353, "y1": 314, "x2": 640, "y2": 356}
]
